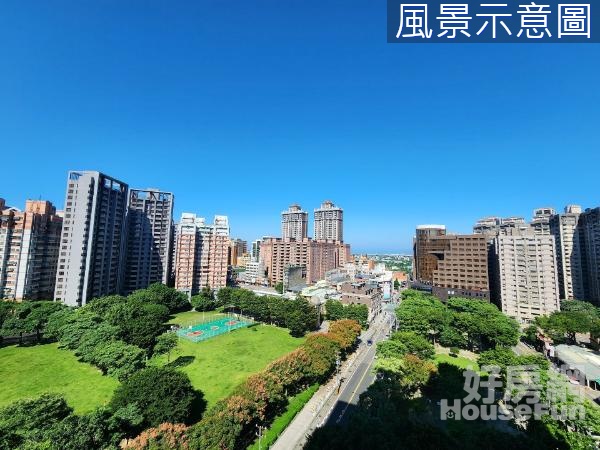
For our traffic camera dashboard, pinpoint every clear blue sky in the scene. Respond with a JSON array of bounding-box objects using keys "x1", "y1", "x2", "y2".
[{"x1": 1, "y1": 1, "x2": 599, "y2": 253}]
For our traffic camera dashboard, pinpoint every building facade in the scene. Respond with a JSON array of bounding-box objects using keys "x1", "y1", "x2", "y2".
[
  {"x1": 493, "y1": 227, "x2": 560, "y2": 324},
  {"x1": 531, "y1": 207, "x2": 555, "y2": 236},
  {"x1": 0, "y1": 200, "x2": 62, "y2": 300},
  {"x1": 430, "y1": 234, "x2": 490, "y2": 301},
  {"x1": 580, "y1": 207, "x2": 600, "y2": 304},
  {"x1": 174, "y1": 214, "x2": 229, "y2": 296},
  {"x1": 413, "y1": 225, "x2": 446, "y2": 283},
  {"x1": 261, "y1": 237, "x2": 351, "y2": 287},
  {"x1": 124, "y1": 189, "x2": 174, "y2": 294},
  {"x1": 549, "y1": 205, "x2": 586, "y2": 300},
  {"x1": 281, "y1": 204, "x2": 308, "y2": 240},
  {"x1": 54, "y1": 171, "x2": 128, "y2": 306},
  {"x1": 314, "y1": 200, "x2": 343, "y2": 242}
]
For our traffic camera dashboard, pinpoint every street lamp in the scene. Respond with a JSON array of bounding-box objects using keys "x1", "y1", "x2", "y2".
[{"x1": 255, "y1": 424, "x2": 265, "y2": 450}]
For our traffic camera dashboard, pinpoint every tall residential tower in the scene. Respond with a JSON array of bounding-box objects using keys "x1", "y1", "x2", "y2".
[
  {"x1": 281, "y1": 204, "x2": 308, "y2": 240},
  {"x1": 124, "y1": 189, "x2": 174, "y2": 294},
  {"x1": 54, "y1": 171, "x2": 128, "y2": 306},
  {"x1": 314, "y1": 200, "x2": 343, "y2": 242}
]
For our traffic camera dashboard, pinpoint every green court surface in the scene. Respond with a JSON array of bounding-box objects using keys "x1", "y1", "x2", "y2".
[
  {"x1": 177, "y1": 316, "x2": 253, "y2": 342},
  {"x1": 0, "y1": 343, "x2": 118, "y2": 413}
]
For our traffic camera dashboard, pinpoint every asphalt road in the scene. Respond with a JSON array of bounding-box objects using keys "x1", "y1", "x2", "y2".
[
  {"x1": 326, "y1": 313, "x2": 393, "y2": 426},
  {"x1": 270, "y1": 306, "x2": 396, "y2": 450}
]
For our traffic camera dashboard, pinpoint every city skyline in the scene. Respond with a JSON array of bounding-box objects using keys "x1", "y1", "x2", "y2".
[
  {"x1": 3, "y1": 185, "x2": 600, "y2": 254},
  {"x1": 1, "y1": 1, "x2": 599, "y2": 253}
]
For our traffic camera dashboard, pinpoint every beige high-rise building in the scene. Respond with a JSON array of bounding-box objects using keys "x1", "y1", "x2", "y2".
[
  {"x1": 531, "y1": 207, "x2": 555, "y2": 236},
  {"x1": 174, "y1": 214, "x2": 229, "y2": 296},
  {"x1": 281, "y1": 204, "x2": 308, "y2": 240},
  {"x1": 0, "y1": 200, "x2": 63, "y2": 300},
  {"x1": 549, "y1": 205, "x2": 585, "y2": 300},
  {"x1": 314, "y1": 200, "x2": 343, "y2": 242},
  {"x1": 493, "y1": 227, "x2": 560, "y2": 324}
]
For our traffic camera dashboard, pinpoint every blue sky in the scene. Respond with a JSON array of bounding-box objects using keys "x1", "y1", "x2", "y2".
[{"x1": 1, "y1": 0, "x2": 599, "y2": 253}]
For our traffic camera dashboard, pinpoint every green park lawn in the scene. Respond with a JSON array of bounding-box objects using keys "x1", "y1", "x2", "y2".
[
  {"x1": 435, "y1": 353, "x2": 481, "y2": 372},
  {"x1": 156, "y1": 311, "x2": 306, "y2": 406},
  {"x1": 0, "y1": 343, "x2": 119, "y2": 414}
]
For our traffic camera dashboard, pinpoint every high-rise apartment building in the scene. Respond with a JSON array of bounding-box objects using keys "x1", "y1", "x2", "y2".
[
  {"x1": 0, "y1": 200, "x2": 62, "y2": 300},
  {"x1": 549, "y1": 205, "x2": 585, "y2": 300},
  {"x1": 174, "y1": 214, "x2": 229, "y2": 296},
  {"x1": 493, "y1": 227, "x2": 560, "y2": 324},
  {"x1": 228, "y1": 238, "x2": 248, "y2": 267},
  {"x1": 54, "y1": 171, "x2": 128, "y2": 307},
  {"x1": 531, "y1": 207, "x2": 555, "y2": 235},
  {"x1": 413, "y1": 225, "x2": 446, "y2": 282},
  {"x1": 473, "y1": 217, "x2": 526, "y2": 236},
  {"x1": 580, "y1": 207, "x2": 600, "y2": 304},
  {"x1": 124, "y1": 189, "x2": 174, "y2": 294},
  {"x1": 251, "y1": 239, "x2": 261, "y2": 262},
  {"x1": 314, "y1": 200, "x2": 343, "y2": 242},
  {"x1": 281, "y1": 204, "x2": 308, "y2": 240}
]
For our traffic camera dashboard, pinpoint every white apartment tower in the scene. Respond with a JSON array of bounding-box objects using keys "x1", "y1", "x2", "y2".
[
  {"x1": 54, "y1": 171, "x2": 129, "y2": 306},
  {"x1": 281, "y1": 204, "x2": 308, "y2": 240},
  {"x1": 314, "y1": 200, "x2": 343, "y2": 242},
  {"x1": 493, "y1": 227, "x2": 560, "y2": 324},
  {"x1": 124, "y1": 189, "x2": 174, "y2": 294}
]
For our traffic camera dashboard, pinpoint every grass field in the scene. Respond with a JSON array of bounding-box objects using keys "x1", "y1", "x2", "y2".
[
  {"x1": 247, "y1": 384, "x2": 319, "y2": 450},
  {"x1": 0, "y1": 343, "x2": 119, "y2": 413},
  {"x1": 435, "y1": 353, "x2": 481, "y2": 372},
  {"x1": 156, "y1": 311, "x2": 306, "y2": 407}
]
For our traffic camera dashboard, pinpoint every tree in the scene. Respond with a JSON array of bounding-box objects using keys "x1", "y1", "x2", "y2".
[
  {"x1": 110, "y1": 367, "x2": 199, "y2": 428},
  {"x1": 274, "y1": 282, "x2": 284, "y2": 294},
  {"x1": 438, "y1": 327, "x2": 468, "y2": 348},
  {"x1": 216, "y1": 287, "x2": 235, "y2": 308},
  {"x1": 396, "y1": 292, "x2": 449, "y2": 341},
  {"x1": 390, "y1": 331, "x2": 435, "y2": 360},
  {"x1": 303, "y1": 333, "x2": 341, "y2": 380},
  {"x1": 286, "y1": 298, "x2": 318, "y2": 337},
  {"x1": 394, "y1": 280, "x2": 400, "y2": 291},
  {"x1": 328, "y1": 319, "x2": 362, "y2": 352},
  {"x1": 0, "y1": 301, "x2": 67, "y2": 343},
  {"x1": 325, "y1": 300, "x2": 344, "y2": 321},
  {"x1": 154, "y1": 332, "x2": 179, "y2": 362},
  {"x1": 105, "y1": 298, "x2": 169, "y2": 350},
  {"x1": 144, "y1": 283, "x2": 190, "y2": 313},
  {"x1": 91, "y1": 341, "x2": 146, "y2": 380},
  {"x1": 376, "y1": 339, "x2": 408, "y2": 359},
  {"x1": 121, "y1": 423, "x2": 190, "y2": 450},
  {"x1": 74, "y1": 323, "x2": 123, "y2": 361},
  {"x1": 538, "y1": 310, "x2": 593, "y2": 344},
  {"x1": 0, "y1": 393, "x2": 72, "y2": 448}
]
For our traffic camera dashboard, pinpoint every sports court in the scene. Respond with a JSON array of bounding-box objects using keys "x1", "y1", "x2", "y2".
[{"x1": 177, "y1": 315, "x2": 254, "y2": 342}]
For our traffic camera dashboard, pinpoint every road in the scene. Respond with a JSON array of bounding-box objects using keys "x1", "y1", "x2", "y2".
[{"x1": 270, "y1": 306, "x2": 395, "y2": 450}]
